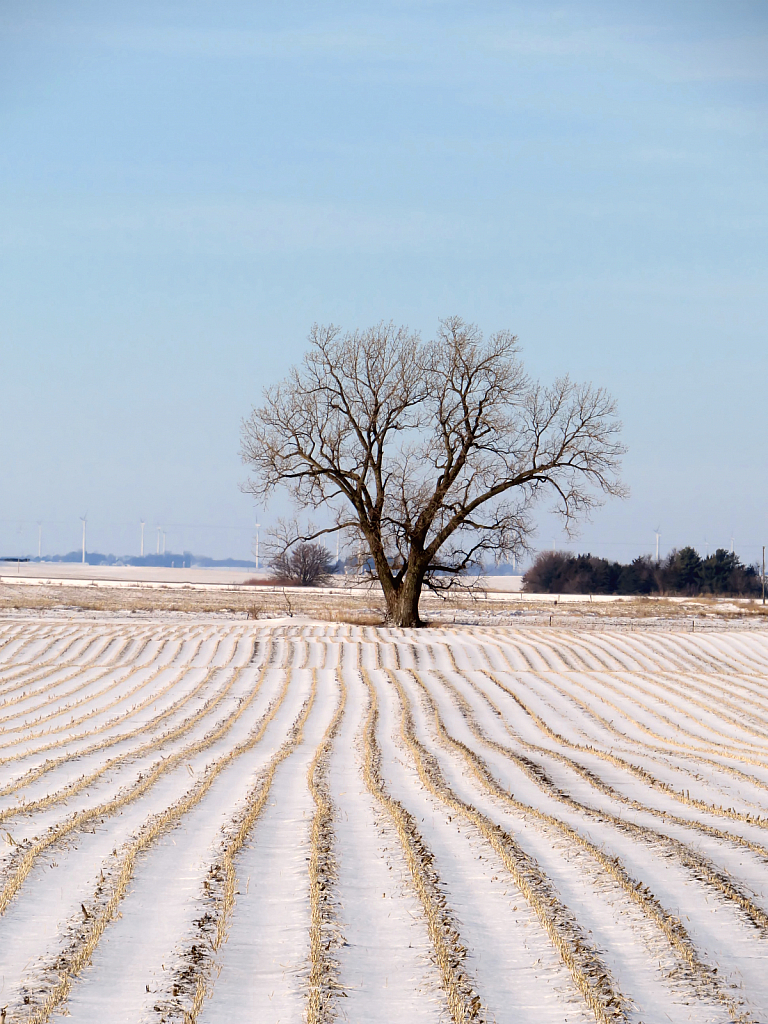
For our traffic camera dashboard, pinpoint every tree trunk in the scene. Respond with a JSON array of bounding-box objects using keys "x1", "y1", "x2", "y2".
[{"x1": 385, "y1": 568, "x2": 424, "y2": 627}]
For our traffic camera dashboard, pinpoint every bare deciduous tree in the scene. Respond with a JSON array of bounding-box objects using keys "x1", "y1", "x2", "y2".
[
  {"x1": 241, "y1": 318, "x2": 626, "y2": 627},
  {"x1": 271, "y1": 541, "x2": 336, "y2": 587}
]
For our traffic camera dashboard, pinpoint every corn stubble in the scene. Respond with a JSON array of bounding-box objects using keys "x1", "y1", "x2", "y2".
[{"x1": 0, "y1": 619, "x2": 767, "y2": 1023}]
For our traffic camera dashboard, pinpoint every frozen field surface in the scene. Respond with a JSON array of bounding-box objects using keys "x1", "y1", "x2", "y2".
[{"x1": 0, "y1": 617, "x2": 767, "y2": 1024}]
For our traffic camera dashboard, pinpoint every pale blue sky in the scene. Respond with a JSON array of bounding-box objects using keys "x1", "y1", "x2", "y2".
[{"x1": 1, "y1": 1, "x2": 766, "y2": 563}]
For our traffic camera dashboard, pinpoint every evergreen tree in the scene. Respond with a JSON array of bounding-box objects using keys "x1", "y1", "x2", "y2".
[
  {"x1": 666, "y1": 546, "x2": 702, "y2": 594},
  {"x1": 700, "y1": 548, "x2": 739, "y2": 594}
]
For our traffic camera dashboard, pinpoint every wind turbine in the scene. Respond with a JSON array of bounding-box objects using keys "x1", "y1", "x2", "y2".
[
  {"x1": 80, "y1": 514, "x2": 87, "y2": 564},
  {"x1": 140, "y1": 519, "x2": 145, "y2": 558},
  {"x1": 654, "y1": 526, "x2": 661, "y2": 564},
  {"x1": 254, "y1": 522, "x2": 260, "y2": 570},
  {"x1": 37, "y1": 521, "x2": 42, "y2": 560},
  {"x1": 156, "y1": 526, "x2": 161, "y2": 555}
]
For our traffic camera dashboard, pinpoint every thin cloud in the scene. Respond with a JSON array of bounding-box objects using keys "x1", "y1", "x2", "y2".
[
  {"x1": 0, "y1": 197, "x2": 471, "y2": 256},
  {"x1": 2, "y1": 21, "x2": 387, "y2": 59},
  {"x1": 483, "y1": 21, "x2": 768, "y2": 84}
]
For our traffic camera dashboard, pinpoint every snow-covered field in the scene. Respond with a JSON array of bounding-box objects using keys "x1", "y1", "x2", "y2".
[{"x1": 1, "y1": 617, "x2": 767, "y2": 1024}]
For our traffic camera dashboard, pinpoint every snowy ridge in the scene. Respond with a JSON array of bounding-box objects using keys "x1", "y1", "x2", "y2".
[{"x1": 0, "y1": 619, "x2": 766, "y2": 1023}]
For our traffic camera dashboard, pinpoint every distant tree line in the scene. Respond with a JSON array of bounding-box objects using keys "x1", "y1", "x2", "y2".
[
  {"x1": 22, "y1": 552, "x2": 254, "y2": 569},
  {"x1": 524, "y1": 547, "x2": 763, "y2": 597}
]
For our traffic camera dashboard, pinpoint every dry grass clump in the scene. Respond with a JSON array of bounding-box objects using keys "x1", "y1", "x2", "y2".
[
  {"x1": 244, "y1": 594, "x2": 387, "y2": 625},
  {"x1": 242, "y1": 577, "x2": 302, "y2": 587},
  {"x1": 3, "y1": 579, "x2": 767, "y2": 631},
  {"x1": 317, "y1": 608, "x2": 386, "y2": 626}
]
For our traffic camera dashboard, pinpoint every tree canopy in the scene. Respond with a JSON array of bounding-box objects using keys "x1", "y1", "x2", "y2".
[{"x1": 241, "y1": 318, "x2": 626, "y2": 625}]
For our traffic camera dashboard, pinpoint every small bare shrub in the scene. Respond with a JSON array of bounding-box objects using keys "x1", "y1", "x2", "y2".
[{"x1": 270, "y1": 543, "x2": 336, "y2": 587}]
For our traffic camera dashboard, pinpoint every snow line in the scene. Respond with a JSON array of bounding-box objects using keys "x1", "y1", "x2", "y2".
[
  {"x1": 0, "y1": 635, "x2": 198, "y2": 737},
  {"x1": 536, "y1": 626, "x2": 768, "y2": 749},
  {"x1": 0, "y1": 631, "x2": 138, "y2": 715},
  {"x1": 529, "y1": 644, "x2": 768, "y2": 752},
  {"x1": 0, "y1": 634, "x2": 139, "y2": 723},
  {"x1": 435, "y1": 665, "x2": 768, "y2": 935},
  {"x1": 0, "y1": 632, "x2": 131, "y2": 718},
  {"x1": 0, "y1": 634, "x2": 249, "y2": 826},
  {"x1": 0, "y1": 633, "x2": 219, "y2": 752},
  {"x1": 307, "y1": 668, "x2": 347, "y2": 1024},
  {"x1": 360, "y1": 665, "x2": 484, "y2": 1024},
  {"x1": 0, "y1": 625, "x2": 57, "y2": 671},
  {"x1": 150, "y1": 661, "x2": 315, "y2": 1022},
  {"x1": 0, "y1": 628, "x2": 148, "y2": 696},
  {"x1": 3, "y1": 623, "x2": 768, "y2": 1022},
  {"x1": 15, "y1": 658, "x2": 294, "y2": 1024},
  {"x1": 406, "y1": 667, "x2": 756, "y2": 1024},
  {"x1": 469, "y1": 660, "x2": 768, "y2": 860},
  {"x1": 0, "y1": 628, "x2": 96, "y2": 687},
  {"x1": 384, "y1": 666, "x2": 629, "y2": 1024},
  {"x1": 479, "y1": 660, "x2": 768, "y2": 834},
  {"x1": 0, "y1": 630, "x2": 237, "y2": 777},
  {"x1": 0, "y1": 638, "x2": 281, "y2": 916},
  {"x1": 0, "y1": 622, "x2": 239, "y2": 774},
  {"x1": 487, "y1": 642, "x2": 768, "y2": 763}
]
